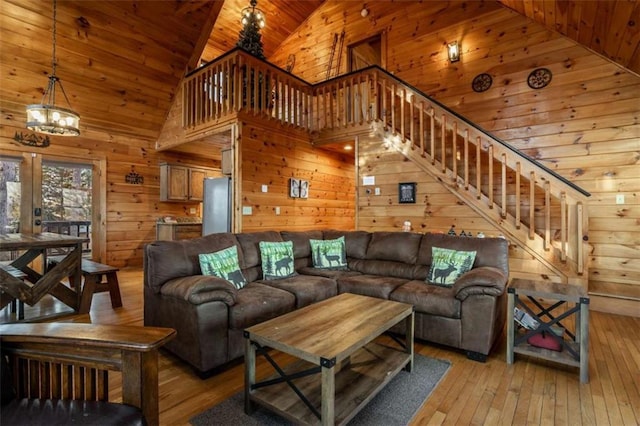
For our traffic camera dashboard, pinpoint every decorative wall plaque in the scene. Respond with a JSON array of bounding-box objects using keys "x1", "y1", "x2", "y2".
[
  {"x1": 472, "y1": 73, "x2": 492, "y2": 92},
  {"x1": 398, "y1": 182, "x2": 417, "y2": 204},
  {"x1": 125, "y1": 169, "x2": 144, "y2": 184},
  {"x1": 527, "y1": 68, "x2": 552, "y2": 89}
]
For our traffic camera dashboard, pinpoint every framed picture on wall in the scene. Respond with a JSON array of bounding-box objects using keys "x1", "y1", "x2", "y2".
[
  {"x1": 398, "y1": 182, "x2": 417, "y2": 204},
  {"x1": 300, "y1": 180, "x2": 309, "y2": 199},
  {"x1": 289, "y1": 178, "x2": 300, "y2": 198}
]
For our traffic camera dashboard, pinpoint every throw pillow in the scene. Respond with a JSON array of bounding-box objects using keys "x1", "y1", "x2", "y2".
[
  {"x1": 309, "y1": 236, "x2": 347, "y2": 269},
  {"x1": 198, "y1": 246, "x2": 247, "y2": 289},
  {"x1": 259, "y1": 240, "x2": 296, "y2": 280},
  {"x1": 427, "y1": 247, "x2": 476, "y2": 287}
]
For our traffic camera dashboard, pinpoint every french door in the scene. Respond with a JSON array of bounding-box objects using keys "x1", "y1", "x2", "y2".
[{"x1": 1, "y1": 150, "x2": 105, "y2": 262}]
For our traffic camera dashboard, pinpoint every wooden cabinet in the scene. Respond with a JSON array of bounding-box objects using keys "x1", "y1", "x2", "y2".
[
  {"x1": 160, "y1": 163, "x2": 216, "y2": 202},
  {"x1": 156, "y1": 223, "x2": 203, "y2": 241}
]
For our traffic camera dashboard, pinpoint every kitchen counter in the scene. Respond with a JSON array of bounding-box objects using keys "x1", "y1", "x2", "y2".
[{"x1": 156, "y1": 222, "x2": 202, "y2": 241}]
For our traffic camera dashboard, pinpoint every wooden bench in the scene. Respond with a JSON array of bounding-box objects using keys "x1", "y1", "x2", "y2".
[{"x1": 48, "y1": 256, "x2": 123, "y2": 313}]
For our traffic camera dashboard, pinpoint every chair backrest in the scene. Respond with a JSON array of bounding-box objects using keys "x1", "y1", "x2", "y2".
[{"x1": 0, "y1": 323, "x2": 176, "y2": 425}]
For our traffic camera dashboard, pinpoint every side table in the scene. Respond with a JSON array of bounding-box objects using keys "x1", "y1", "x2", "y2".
[{"x1": 506, "y1": 278, "x2": 589, "y2": 383}]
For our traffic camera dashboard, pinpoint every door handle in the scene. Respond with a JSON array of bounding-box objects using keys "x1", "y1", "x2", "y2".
[{"x1": 35, "y1": 219, "x2": 41, "y2": 226}]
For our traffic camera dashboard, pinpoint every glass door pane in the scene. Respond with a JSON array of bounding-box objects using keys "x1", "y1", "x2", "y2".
[
  {"x1": 41, "y1": 160, "x2": 93, "y2": 256},
  {"x1": 0, "y1": 157, "x2": 21, "y2": 234}
]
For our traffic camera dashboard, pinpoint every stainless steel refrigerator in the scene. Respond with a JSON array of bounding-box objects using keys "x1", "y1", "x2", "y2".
[{"x1": 202, "y1": 177, "x2": 232, "y2": 236}]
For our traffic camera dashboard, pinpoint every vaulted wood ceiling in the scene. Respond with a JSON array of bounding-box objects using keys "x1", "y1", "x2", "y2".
[{"x1": 1, "y1": 0, "x2": 638, "y2": 143}]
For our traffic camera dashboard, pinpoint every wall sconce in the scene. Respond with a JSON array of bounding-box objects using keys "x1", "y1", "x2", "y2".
[{"x1": 447, "y1": 41, "x2": 460, "y2": 63}]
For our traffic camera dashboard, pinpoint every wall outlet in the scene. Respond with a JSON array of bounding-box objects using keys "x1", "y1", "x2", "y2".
[
  {"x1": 275, "y1": 206, "x2": 280, "y2": 215},
  {"x1": 242, "y1": 206, "x2": 252, "y2": 215},
  {"x1": 374, "y1": 187, "x2": 381, "y2": 196},
  {"x1": 189, "y1": 207, "x2": 196, "y2": 214},
  {"x1": 616, "y1": 194, "x2": 625, "y2": 204}
]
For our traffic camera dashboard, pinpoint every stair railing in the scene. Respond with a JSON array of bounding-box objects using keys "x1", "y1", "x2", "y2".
[{"x1": 182, "y1": 51, "x2": 590, "y2": 284}]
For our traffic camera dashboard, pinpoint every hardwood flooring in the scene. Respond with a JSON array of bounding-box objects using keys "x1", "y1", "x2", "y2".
[{"x1": 3, "y1": 268, "x2": 639, "y2": 425}]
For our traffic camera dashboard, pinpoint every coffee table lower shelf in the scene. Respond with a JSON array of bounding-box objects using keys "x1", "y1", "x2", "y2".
[{"x1": 248, "y1": 341, "x2": 411, "y2": 426}]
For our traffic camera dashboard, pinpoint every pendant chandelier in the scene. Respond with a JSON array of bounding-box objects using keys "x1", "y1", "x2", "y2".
[
  {"x1": 241, "y1": 0, "x2": 265, "y2": 29},
  {"x1": 26, "y1": 0, "x2": 80, "y2": 136}
]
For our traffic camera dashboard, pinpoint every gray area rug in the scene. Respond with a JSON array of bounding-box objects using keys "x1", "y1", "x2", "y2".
[{"x1": 190, "y1": 354, "x2": 451, "y2": 426}]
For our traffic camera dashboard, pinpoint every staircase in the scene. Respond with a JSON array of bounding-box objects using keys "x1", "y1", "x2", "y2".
[{"x1": 182, "y1": 49, "x2": 590, "y2": 286}]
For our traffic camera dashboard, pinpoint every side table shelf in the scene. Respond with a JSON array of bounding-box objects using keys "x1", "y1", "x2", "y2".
[{"x1": 506, "y1": 278, "x2": 589, "y2": 383}]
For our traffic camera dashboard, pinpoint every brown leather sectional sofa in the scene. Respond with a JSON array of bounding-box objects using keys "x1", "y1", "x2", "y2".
[{"x1": 143, "y1": 230, "x2": 509, "y2": 376}]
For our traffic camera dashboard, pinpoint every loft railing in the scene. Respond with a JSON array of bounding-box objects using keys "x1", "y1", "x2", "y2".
[
  {"x1": 183, "y1": 50, "x2": 590, "y2": 284},
  {"x1": 183, "y1": 48, "x2": 312, "y2": 133}
]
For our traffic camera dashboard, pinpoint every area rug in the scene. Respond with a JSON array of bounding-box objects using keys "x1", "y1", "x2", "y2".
[{"x1": 190, "y1": 354, "x2": 450, "y2": 426}]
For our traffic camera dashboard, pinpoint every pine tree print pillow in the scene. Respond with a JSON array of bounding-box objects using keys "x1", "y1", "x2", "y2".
[
  {"x1": 199, "y1": 246, "x2": 247, "y2": 289},
  {"x1": 258, "y1": 241, "x2": 296, "y2": 280},
  {"x1": 309, "y1": 236, "x2": 347, "y2": 269},
  {"x1": 427, "y1": 247, "x2": 476, "y2": 287}
]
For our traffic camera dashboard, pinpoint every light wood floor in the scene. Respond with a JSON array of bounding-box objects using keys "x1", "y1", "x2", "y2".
[{"x1": 4, "y1": 268, "x2": 639, "y2": 425}]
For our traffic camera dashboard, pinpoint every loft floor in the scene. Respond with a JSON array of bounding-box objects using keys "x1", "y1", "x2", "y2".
[{"x1": 3, "y1": 268, "x2": 638, "y2": 425}]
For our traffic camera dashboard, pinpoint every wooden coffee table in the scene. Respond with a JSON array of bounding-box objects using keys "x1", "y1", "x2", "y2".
[{"x1": 244, "y1": 293, "x2": 414, "y2": 426}]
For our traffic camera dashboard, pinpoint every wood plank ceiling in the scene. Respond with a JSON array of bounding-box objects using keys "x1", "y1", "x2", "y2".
[{"x1": 1, "y1": 0, "x2": 638, "y2": 143}]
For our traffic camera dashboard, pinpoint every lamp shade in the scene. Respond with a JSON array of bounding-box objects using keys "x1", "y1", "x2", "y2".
[{"x1": 26, "y1": 104, "x2": 80, "y2": 136}]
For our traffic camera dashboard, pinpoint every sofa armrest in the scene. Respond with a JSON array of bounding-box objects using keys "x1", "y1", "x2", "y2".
[
  {"x1": 454, "y1": 267, "x2": 508, "y2": 301},
  {"x1": 160, "y1": 275, "x2": 238, "y2": 305}
]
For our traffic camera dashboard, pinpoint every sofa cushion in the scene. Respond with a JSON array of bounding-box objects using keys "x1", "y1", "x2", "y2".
[
  {"x1": 427, "y1": 247, "x2": 476, "y2": 287},
  {"x1": 259, "y1": 275, "x2": 338, "y2": 308},
  {"x1": 228, "y1": 282, "x2": 296, "y2": 330},
  {"x1": 144, "y1": 233, "x2": 241, "y2": 293},
  {"x1": 310, "y1": 236, "x2": 347, "y2": 269},
  {"x1": 236, "y1": 231, "x2": 283, "y2": 282},
  {"x1": 348, "y1": 258, "x2": 418, "y2": 280},
  {"x1": 337, "y1": 274, "x2": 409, "y2": 299},
  {"x1": 160, "y1": 275, "x2": 237, "y2": 305},
  {"x1": 390, "y1": 280, "x2": 461, "y2": 319},
  {"x1": 297, "y1": 266, "x2": 362, "y2": 279},
  {"x1": 418, "y1": 233, "x2": 509, "y2": 275},
  {"x1": 259, "y1": 241, "x2": 296, "y2": 280},
  {"x1": 280, "y1": 230, "x2": 323, "y2": 259},
  {"x1": 365, "y1": 232, "x2": 423, "y2": 264},
  {"x1": 236, "y1": 231, "x2": 283, "y2": 268},
  {"x1": 323, "y1": 230, "x2": 371, "y2": 259},
  {"x1": 199, "y1": 246, "x2": 247, "y2": 289}
]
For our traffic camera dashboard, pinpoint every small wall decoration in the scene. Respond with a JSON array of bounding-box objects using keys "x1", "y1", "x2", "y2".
[
  {"x1": 398, "y1": 182, "x2": 417, "y2": 204},
  {"x1": 125, "y1": 168, "x2": 144, "y2": 185},
  {"x1": 527, "y1": 68, "x2": 552, "y2": 89},
  {"x1": 13, "y1": 131, "x2": 50, "y2": 148},
  {"x1": 289, "y1": 178, "x2": 309, "y2": 199},
  {"x1": 472, "y1": 73, "x2": 492, "y2": 93},
  {"x1": 289, "y1": 178, "x2": 300, "y2": 198},
  {"x1": 299, "y1": 180, "x2": 309, "y2": 199}
]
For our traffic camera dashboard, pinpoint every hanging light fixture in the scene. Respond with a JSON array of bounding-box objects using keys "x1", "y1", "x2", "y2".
[
  {"x1": 241, "y1": 0, "x2": 265, "y2": 29},
  {"x1": 26, "y1": 0, "x2": 80, "y2": 136}
]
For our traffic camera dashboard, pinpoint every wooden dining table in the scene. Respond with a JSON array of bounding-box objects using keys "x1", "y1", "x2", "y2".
[{"x1": 0, "y1": 232, "x2": 88, "y2": 321}]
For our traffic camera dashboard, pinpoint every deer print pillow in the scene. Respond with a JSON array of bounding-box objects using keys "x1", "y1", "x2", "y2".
[
  {"x1": 259, "y1": 240, "x2": 297, "y2": 280},
  {"x1": 199, "y1": 246, "x2": 247, "y2": 289},
  {"x1": 309, "y1": 236, "x2": 348, "y2": 270},
  {"x1": 427, "y1": 247, "x2": 476, "y2": 287}
]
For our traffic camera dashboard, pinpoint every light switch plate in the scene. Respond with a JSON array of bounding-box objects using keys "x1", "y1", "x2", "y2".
[
  {"x1": 275, "y1": 206, "x2": 280, "y2": 215},
  {"x1": 616, "y1": 194, "x2": 625, "y2": 204},
  {"x1": 262, "y1": 185, "x2": 268, "y2": 193},
  {"x1": 242, "y1": 206, "x2": 252, "y2": 215},
  {"x1": 374, "y1": 187, "x2": 381, "y2": 196}
]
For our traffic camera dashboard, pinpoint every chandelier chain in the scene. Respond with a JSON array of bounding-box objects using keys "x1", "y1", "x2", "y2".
[{"x1": 52, "y1": 0, "x2": 57, "y2": 76}]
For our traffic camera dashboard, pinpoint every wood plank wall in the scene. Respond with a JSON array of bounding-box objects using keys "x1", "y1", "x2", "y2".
[
  {"x1": 357, "y1": 134, "x2": 560, "y2": 283},
  {"x1": 238, "y1": 119, "x2": 355, "y2": 232},
  {"x1": 269, "y1": 1, "x2": 640, "y2": 310},
  {"x1": 0, "y1": 124, "x2": 215, "y2": 268}
]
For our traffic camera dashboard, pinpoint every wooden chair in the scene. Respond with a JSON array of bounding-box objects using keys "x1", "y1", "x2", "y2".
[{"x1": 0, "y1": 323, "x2": 176, "y2": 425}]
